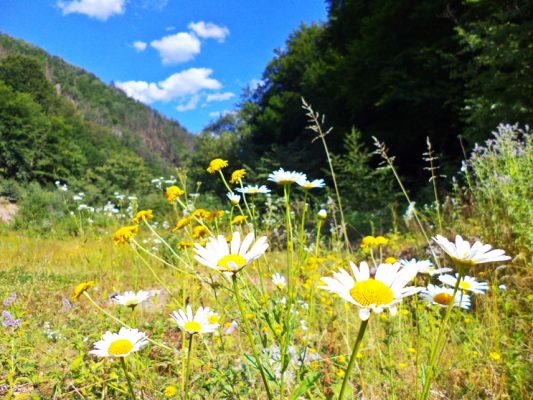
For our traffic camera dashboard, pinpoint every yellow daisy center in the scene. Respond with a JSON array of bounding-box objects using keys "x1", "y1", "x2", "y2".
[
  {"x1": 108, "y1": 339, "x2": 134, "y2": 355},
  {"x1": 184, "y1": 321, "x2": 202, "y2": 333},
  {"x1": 217, "y1": 254, "x2": 247, "y2": 271},
  {"x1": 124, "y1": 299, "x2": 139, "y2": 306},
  {"x1": 459, "y1": 281, "x2": 471, "y2": 290},
  {"x1": 207, "y1": 314, "x2": 220, "y2": 324},
  {"x1": 451, "y1": 256, "x2": 476, "y2": 269},
  {"x1": 433, "y1": 292, "x2": 453, "y2": 305},
  {"x1": 349, "y1": 278, "x2": 394, "y2": 306}
]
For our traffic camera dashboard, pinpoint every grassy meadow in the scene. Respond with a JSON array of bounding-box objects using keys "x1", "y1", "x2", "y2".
[{"x1": 0, "y1": 124, "x2": 531, "y2": 400}]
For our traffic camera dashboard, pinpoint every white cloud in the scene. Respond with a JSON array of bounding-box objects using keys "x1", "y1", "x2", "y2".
[
  {"x1": 132, "y1": 41, "x2": 147, "y2": 52},
  {"x1": 249, "y1": 79, "x2": 264, "y2": 91},
  {"x1": 209, "y1": 110, "x2": 234, "y2": 118},
  {"x1": 165, "y1": 26, "x2": 175, "y2": 31},
  {"x1": 115, "y1": 68, "x2": 222, "y2": 104},
  {"x1": 58, "y1": 0, "x2": 125, "y2": 20},
  {"x1": 176, "y1": 95, "x2": 200, "y2": 112},
  {"x1": 206, "y1": 92, "x2": 235, "y2": 102},
  {"x1": 150, "y1": 32, "x2": 201, "y2": 64},
  {"x1": 188, "y1": 21, "x2": 229, "y2": 42}
]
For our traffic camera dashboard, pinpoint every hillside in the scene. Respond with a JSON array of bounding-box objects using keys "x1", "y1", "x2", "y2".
[{"x1": 0, "y1": 33, "x2": 193, "y2": 176}]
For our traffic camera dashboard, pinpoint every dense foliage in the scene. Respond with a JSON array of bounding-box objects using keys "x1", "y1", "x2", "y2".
[
  {"x1": 0, "y1": 34, "x2": 193, "y2": 197},
  {"x1": 199, "y1": 0, "x2": 532, "y2": 191}
]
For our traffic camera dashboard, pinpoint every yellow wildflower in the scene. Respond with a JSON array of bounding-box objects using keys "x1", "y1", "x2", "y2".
[
  {"x1": 165, "y1": 186, "x2": 185, "y2": 203},
  {"x1": 230, "y1": 169, "x2": 246, "y2": 184},
  {"x1": 356, "y1": 352, "x2": 363, "y2": 359},
  {"x1": 164, "y1": 386, "x2": 177, "y2": 398},
  {"x1": 398, "y1": 362, "x2": 407, "y2": 369},
  {"x1": 374, "y1": 236, "x2": 389, "y2": 246},
  {"x1": 338, "y1": 355, "x2": 346, "y2": 363},
  {"x1": 113, "y1": 225, "x2": 139, "y2": 245},
  {"x1": 384, "y1": 256, "x2": 398, "y2": 264},
  {"x1": 71, "y1": 281, "x2": 94, "y2": 302},
  {"x1": 177, "y1": 240, "x2": 194, "y2": 250},
  {"x1": 133, "y1": 209, "x2": 153, "y2": 224},
  {"x1": 336, "y1": 369, "x2": 345, "y2": 378},
  {"x1": 360, "y1": 235, "x2": 376, "y2": 248},
  {"x1": 231, "y1": 215, "x2": 247, "y2": 225},
  {"x1": 489, "y1": 352, "x2": 501, "y2": 361},
  {"x1": 173, "y1": 216, "x2": 192, "y2": 231},
  {"x1": 192, "y1": 208, "x2": 210, "y2": 219},
  {"x1": 208, "y1": 210, "x2": 225, "y2": 219},
  {"x1": 207, "y1": 158, "x2": 228, "y2": 174},
  {"x1": 192, "y1": 225, "x2": 208, "y2": 239}
]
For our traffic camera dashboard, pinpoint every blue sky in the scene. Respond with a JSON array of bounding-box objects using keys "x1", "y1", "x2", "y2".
[{"x1": 0, "y1": 0, "x2": 327, "y2": 133}]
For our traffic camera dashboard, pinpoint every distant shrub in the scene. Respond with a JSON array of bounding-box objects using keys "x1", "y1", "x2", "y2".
[{"x1": 461, "y1": 124, "x2": 532, "y2": 254}]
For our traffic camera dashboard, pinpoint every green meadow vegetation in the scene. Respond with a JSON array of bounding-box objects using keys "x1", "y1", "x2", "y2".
[{"x1": 1, "y1": 1, "x2": 533, "y2": 399}]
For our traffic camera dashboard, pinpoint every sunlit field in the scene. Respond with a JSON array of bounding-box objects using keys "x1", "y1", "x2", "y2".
[{"x1": 0, "y1": 120, "x2": 531, "y2": 400}]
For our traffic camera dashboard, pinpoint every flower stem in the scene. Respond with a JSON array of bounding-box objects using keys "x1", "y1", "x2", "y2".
[
  {"x1": 120, "y1": 357, "x2": 137, "y2": 400},
  {"x1": 418, "y1": 271, "x2": 464, "y2": 399},
  {"x1": 338, "y1": 319, "x2": 368, "y2": 400},
  {"x1": 232, "y1": 275, "x2": 273, "y2": 400},
  {"x1": 184, "y1": 334, "x2": 194, "y2": 400}
]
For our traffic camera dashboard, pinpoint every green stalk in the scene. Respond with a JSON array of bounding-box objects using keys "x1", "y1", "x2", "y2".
[
  {"x1": 184, "y1": 335, "x2": 194, "y2": 400},
  {"x1": 232, "y1": 275, "x2": 273, "y2": 400},
  {"x1": 418, "y1": 271, "x2": 464, "y2": 399},
  {"x1": 338, "y1": 319, "x2": 369, "y2": 400},
  {"x1": 297, "y1": 190, "x2": 309, "y2": 261},
  {"x1": 314, "y1": 219, "x2": 322, "y2": 258},
  {"x1": 120, "y1": 357, "x2": 137, "y2": 400},
  {"x1": 280, "y1": 183, "x2": 295, "y2": 398}
]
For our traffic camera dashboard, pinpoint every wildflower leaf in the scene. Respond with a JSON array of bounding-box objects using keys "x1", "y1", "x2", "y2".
[{"x1": 289, "y1": 372, "x2": 321, "y2": 400}]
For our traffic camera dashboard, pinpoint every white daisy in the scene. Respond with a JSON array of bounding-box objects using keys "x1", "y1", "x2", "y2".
[
  {"x1": 438, "y1": 274, "x2": 489, "y2": 294},
  {"x1": 298, "y1": 178, "x2": 325, "y2": 189},
  {"x1": 236, "y1": 185, "x2": 271, "y2": 195},
  {"x1": 317, "y1": 209, "x2": 327, "y2": 220},
  {"x1": 320, "y1": 261, "x2": 423, "y2": 320},
  {"x1": 272, "y1": 273, "x2": 287, "y2": 289},
  {"x1": 90, "y1": 327, "x2": 148, "y2": 358},
  {"x1": 170, "y1": 305, "x2": 219, "y2": 334},
  {"x1": 112, "y1": 290, "x2": 151, "y2": 308},
  {"x1": 399, "y1": 258, "x2": 452, "y2": 276},
  {"x1": 268, "y1": 168, "x2": 307, "y2": 186},
  {"x1": 226, "y1": 192, "x2": 241, "y2": 205},
  {"x1": 421, "y1": 284, "x2": 471, "y2": 309},
  {"x1": 194, "y1": 231, "x2": 268, "y2": 274},
  {"x1": 433, "y1": 235, "x2": 511, "y2": 269}
]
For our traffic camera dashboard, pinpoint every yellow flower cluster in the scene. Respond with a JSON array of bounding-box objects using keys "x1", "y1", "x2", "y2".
[
  {"x1": 230, "y1": 169, "x2": 246, "y2": 184},
  {"x1": 165, "y1": 186, "x2": 185, "y2": 203},
  {"x1": 133, "y1": 209, "x2": 153, "y2": 224},
  {"x1": 231, "y1": 215, "x2": 247, "y2": 225},
  {"x1": 360, "y1": 235, "x2": 389, "y2": 249},
  {"x1": 192, "y1": 225, "x2": 208, "y2": 239},
  {"x1": 207, "y1": 158, "x2": 228, "y2": 174},
  {"x1": 113, "y1": 225, "x2": 139, "y2": 245},
  {"x1": 71, "y1": 281, "x2": 94, "y2": 302}
]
